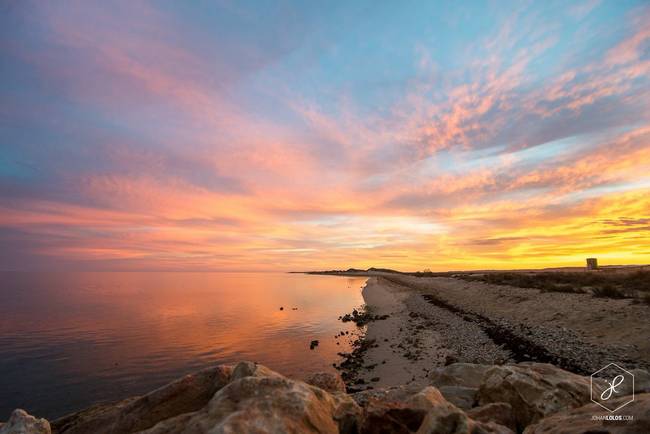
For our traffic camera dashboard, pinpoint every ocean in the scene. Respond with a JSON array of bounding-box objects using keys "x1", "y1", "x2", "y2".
[{"x1": 0, "y1": 271, "x2": 367, "y2": 419}]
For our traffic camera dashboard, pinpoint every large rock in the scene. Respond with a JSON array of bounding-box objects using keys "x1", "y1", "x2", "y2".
[
  {"x1": 0, "y1": 409, "x2": 50, "y2": 434},
  {"x1": 418, "y1": 414, "x2": 513, "y2": 434},
  {"x1": 351, "y1": 385, "x2": 422, "y2": 408},
  {"x1": 230, "y1": 361, "x2": 283, "y2": 381},
  {"x1": 436, "y1": 386, "x2": 477, "y2": 410},
  {"x1": 138, "y1": 369, "x2": 362, "y2": 434},
  {"x1": 477, "y1": 363, "x2": 601, "y2": 432},
  {"x1": 523, "y1": 393, "x2": 650, "y2": 434},
  {"x1": 354, "y1": 385, "x2": 512, "y2": 434},
  {"x1": 414, "y1": 388, "x2": 513, "y2": 434},
  {"x1": 359, "y1": 386, "x2": 444, "y2": 433},
  {"x1": 590, "y1": 367, "x2": 650, "y2": 397},
  {"x1": 306, "y1": 372, "x2": 347, "y2": 394},
  {"x1": 41, "y1": 360, "x2": 642, "y2": 434},
  {"x1": 52, "y1": 364, "x2": 233, "y2": 434},
  {"x1": 633, "y1": 369, "x2": 650, "y2": 393},
  {"x1": 427, "y1": 363, "x2": 493, "y2": 411},
  {"x1": 467, "y1": 403, "x2": 516, "y2": 432},
  {"x1": 429, "y1": 363, "x2": 491, "y2": 389}
]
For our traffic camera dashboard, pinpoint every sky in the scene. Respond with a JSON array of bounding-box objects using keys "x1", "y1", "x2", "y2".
[{"x1": 1, "y1": 0, "x2": 649, "y2": 272}]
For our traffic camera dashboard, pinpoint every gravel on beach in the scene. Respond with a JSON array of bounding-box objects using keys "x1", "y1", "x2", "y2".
[{"x1": 337, "y1": 274, "x2": 650, "y2": 392}]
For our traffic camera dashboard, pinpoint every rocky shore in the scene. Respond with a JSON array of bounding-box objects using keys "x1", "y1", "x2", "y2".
[
  {"x1": 3, "y1": 274, "x2": 650, "y2": 433},
  {"x1": 332, "y1": 275, "x2": 650, "y2": 392},
  {"x1": 2, "y1": 360, "x2": 648, "y2": 433},
  {"x1": 380, "y1": 274, "x2": 650, "y2": 373}
]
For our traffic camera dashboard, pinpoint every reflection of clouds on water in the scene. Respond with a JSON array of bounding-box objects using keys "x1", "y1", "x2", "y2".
[{"x1": 0, "y1": 272, "x2": 366, "y2": 420}]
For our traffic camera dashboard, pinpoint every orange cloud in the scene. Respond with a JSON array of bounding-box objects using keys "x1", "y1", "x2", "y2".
[{"x1": 2, "y1": 2, "x2": 649, "y2": 272}]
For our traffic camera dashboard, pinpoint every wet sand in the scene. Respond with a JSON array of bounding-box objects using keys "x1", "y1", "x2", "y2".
[{"x1": 356, "y1": 277, "x2": 447, "y2": 388}]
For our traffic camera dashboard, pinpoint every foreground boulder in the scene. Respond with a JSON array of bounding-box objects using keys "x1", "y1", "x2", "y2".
[
  {"x1": 138, "y1": 373, "x2": 362, "y2": 434},
  {"x1": 523, "y1": 393, "x2": 650, "y2": 434},
  {"x1": 621, "y1": 369, "x2": 650, "y2": 395},
  {"x1": 467, "y1": 403, "x2": 516, "y2": 432},
  {"x1": 6, "y1": 361, "x2": 644, "y2": 434},
  {"x1": 52, "y1": 365, "x2": 234, "y2": 434},
  {"x1": 429, "y1": 363, "x2": 491, "y2": 410},
  {"x1": 354, "y1": 385, "x2": 513, "y2": 434},
  {"x1": 0, "y1": 409, "x2": 50, "y2": 434},
  {"x1": 52, "y1": 362, "x2": 360, "y2": 434},
  {"x1": 353, "y1": 386, "x2": 437, "y2": 433},
  {"x1": 229, "y1": 361, "x2": 284, "y2": 381},
  {"x1": 435, "y1": 386, "x2": 477, "y2": 410},
  {"x1": 477, "y1": 363, "x2": 602, "y2": 431},
  {"x1": 429, "y1": 363, "x2": 491, "y2": 390},
  {"x1": 306, "y1": 372, "x2": 347, "y2": 394}
]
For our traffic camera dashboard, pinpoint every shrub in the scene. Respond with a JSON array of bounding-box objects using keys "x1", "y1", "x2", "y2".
[
  {"x1": 543, "y1": 283, "x2": 581, "y2": 294},
  {"x1": 643, "y1": 294, "x2": 650, "y2": 306},
  {"x1": 456, "y1": 269, "x2": 650, "y2": 299},
  {"x1": 592, "y1": 285, "x2": 626, "y2": 299}
]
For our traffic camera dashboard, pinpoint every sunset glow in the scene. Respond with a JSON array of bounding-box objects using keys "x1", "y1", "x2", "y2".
[{"x1": 1, "y1": 1, "x2": 649, "y2": 271}]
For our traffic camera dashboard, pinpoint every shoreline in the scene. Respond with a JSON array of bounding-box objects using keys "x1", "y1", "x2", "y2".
[
  {"x1": 336, "y1": 274, "x2": 650, "y2": 392},
  {"x1": 335, "y1": 277, "x2": 450, "y2": 391}
]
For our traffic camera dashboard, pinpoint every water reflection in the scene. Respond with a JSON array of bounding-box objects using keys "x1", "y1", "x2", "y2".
[{"x1": 0, "y1": 272, "x2": 366, "y2": 419}]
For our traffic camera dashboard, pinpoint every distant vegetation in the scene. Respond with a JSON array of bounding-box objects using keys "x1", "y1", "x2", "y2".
[
  {"x1": 304, "y1": 267, "x2": 650, "y2": 304},
  {"x1": 306, "y1": 267, "x2": 452, "y2": 277},
  {"x1": 305, "y1": 267, "x2": 405, "y2": 275},
  {"x1": 457, "y1": 270, "x2": 650, "y2": 301}
]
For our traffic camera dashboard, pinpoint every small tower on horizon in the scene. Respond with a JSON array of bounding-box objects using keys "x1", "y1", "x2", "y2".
[{"x1": 586, "y1": 258, "x2": 598, "y2": 270}]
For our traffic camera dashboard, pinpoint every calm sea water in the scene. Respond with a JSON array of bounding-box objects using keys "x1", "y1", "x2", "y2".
[{"x1": 0, "y1": 272, "x2": 367, "y2": 420}]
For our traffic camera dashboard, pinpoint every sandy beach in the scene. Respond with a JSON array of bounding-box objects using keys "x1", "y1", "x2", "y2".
[{"x1": 342, "y1": 274, "x2": 650, "y2": 390}]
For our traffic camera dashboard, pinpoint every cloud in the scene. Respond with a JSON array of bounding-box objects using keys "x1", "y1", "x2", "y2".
[{"x1": 1, "y1": 2, "x2": 649, "y2": 270}]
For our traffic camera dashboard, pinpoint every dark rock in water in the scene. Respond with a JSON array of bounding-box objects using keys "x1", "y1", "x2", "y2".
[
  {"x1": 310, "y1": 339, "x2": 319, "y2": 350},
  {"x1": 336, "y1": 338, "x2": 378, "y2": 386},
  {"x1": 339, "y1": 307, "x2": 389, "y2": 327}
]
